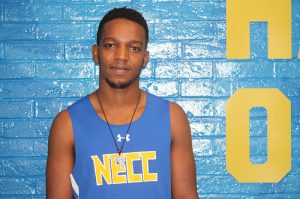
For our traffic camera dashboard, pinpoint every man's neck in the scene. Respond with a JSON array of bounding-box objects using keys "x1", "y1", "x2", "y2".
[
  {"x1": 97, "y1": 80, "x2": 141, "y2": 109},
  {"x1": 90, "y1": 79, "x2": 146, "y2": 125}
]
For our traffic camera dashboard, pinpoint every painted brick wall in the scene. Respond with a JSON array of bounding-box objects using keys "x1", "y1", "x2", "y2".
[{"x1": 0, "y1": 0, "x2": 299, "y2": 198}]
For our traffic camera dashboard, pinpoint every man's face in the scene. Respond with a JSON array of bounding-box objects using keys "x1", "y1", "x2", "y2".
[{"x1": 93, "y1": 18, "x2": 149, "y2": 89}]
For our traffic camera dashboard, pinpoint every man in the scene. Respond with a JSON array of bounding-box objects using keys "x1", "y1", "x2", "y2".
[{"x1": 46, "y1": 7, "x2": 198, "y2": 199}]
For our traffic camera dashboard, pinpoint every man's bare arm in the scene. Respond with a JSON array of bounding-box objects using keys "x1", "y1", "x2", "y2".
[
  {"x1": 46, "y1": 110, "x2": 74, "y2": 199},
  {"x1": 170, "y1": 102, "x2": 198, "y2": 199}
]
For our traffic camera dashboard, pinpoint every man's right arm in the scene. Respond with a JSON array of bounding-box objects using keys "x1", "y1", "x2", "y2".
[{"x1": 46, "y1": 110, "x2": 74, "y2": 199}]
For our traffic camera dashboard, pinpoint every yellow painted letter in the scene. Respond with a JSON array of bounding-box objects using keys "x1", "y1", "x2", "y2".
[
  {"x1": 126, "y1": 152, "x2": 143, "y2": 183},
  {"x1": 111, "y1": 154, "x2": 127, "y2": 184},
  {"x1": 141, "y1": 151, "x2": 158, "y2": 182},
  {"x1": 227, "y1": 0, "x2": 291, "y2": 59},
  {"x1": 91, "y1": 155, "x2": 112, "y2": 185},
  {"x1": 226, "y1": 88, "x2": 291, "y2": 182}
]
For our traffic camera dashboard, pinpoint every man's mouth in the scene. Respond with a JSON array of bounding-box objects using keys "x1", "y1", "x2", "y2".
[{"x1": 110, "y1": 66, "x2": 130, "y2": 75}]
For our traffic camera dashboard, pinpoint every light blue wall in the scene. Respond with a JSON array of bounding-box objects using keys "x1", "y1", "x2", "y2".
[{"x1": 0, "y1": 0, "x2": 299, "y2": 198}]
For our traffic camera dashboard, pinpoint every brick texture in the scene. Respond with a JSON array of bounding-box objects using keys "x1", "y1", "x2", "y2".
[{"x1": 0, "y1": 0, "x2": 299, "y2": 198}]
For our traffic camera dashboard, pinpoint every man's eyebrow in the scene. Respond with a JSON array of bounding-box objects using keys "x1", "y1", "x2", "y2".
[
  {"x1": 101, "y1": 37, "x2": 116, "y2": 42},
  {"x1": 130, "y1": 40, "x2": 144, "y2": 46},
  {"x1": 101, "y1": 37, "x2": 144, "y2": 46}
]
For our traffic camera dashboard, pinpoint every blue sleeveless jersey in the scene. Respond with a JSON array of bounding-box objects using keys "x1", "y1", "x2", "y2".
[{"x1": 67, "y1": 92, "x2": 171, "y2": 199}]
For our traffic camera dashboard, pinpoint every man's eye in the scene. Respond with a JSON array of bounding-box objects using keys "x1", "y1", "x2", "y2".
[
  {"x1": 103, "y1": 43, "x2": 114, "y2": 48},
  {"x1": 130, "y1": 46, "x2": 141, "y2": 51}
]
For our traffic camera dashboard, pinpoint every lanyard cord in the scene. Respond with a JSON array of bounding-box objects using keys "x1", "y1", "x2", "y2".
[{"x1": 96, "y1": 89, "x2": 142, "y2": 155}]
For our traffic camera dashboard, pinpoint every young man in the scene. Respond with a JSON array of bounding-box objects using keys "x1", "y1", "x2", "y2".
[{"x1": 46, "y1": 7, "x2": 198, "y2": 199}]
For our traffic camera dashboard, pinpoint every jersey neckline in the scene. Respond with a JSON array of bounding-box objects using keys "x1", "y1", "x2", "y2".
[{"x1": 86, "y1": 91, "x2": 149, "y2": 127}]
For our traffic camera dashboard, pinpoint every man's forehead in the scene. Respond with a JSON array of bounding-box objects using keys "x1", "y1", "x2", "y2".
[
  {"x1": 104, "y1": 18, "x2": 144, "y2": 31},
  {"x1": 101, "y1": 18, "x2": 146, "y2": 43}
]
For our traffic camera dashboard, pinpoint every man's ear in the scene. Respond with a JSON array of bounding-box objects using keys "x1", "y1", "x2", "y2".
[
  {"x1": 142, "y1": 50, "x2": 149, "y2": 69},
  {"x1": 92, "y1": 44, "x2": 99, "y2": 64}
]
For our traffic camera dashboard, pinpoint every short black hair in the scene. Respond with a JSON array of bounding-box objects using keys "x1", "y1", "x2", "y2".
[{"x1": 96, "y1": 7, "x2": 149, "y2": 48}]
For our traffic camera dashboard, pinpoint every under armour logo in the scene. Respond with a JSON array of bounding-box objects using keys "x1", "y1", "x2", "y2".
[{"x1": 117, "y1": 134, "x2": 130, "y2": 142}]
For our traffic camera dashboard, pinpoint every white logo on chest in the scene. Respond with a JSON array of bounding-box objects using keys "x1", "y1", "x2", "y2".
[{"x1": 117, "y1": 134, "x2": 130, "y2": 142}]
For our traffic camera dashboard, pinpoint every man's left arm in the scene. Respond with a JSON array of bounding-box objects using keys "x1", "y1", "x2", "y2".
[{"x1": 170, "y1": 102, "x2": 198, "y2": 199}]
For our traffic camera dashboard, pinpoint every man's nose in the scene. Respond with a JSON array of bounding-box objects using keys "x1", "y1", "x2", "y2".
[{"x1": 114, "y1": 45, "x2": 129, "y2": 61}]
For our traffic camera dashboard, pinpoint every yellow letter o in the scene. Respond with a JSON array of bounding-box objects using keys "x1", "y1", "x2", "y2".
[{"x1": 226, "y1": 88, "x2": 291, "y2": 182}]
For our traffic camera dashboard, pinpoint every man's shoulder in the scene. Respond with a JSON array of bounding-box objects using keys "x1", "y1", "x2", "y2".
[
  {"x1": 146, "y1": 91, "x2": 184, "y2": 111},
  {"x1": 146, "y1": 91, "x2": 170, "y2": 105},
  {"x1": 54, "y1": 94, "x2": 91, "y2": 123},
  {"x1": 52, "y1": 109, "x2": 71, "y2": 127},
  {"x1": 67, "y1": 95, "x2": 90, "y2": 110}
]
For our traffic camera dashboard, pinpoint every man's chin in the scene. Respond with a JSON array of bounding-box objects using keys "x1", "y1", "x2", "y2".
[{"x1": 105, "y1": 78, "x2": 132, "y2": 89}]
